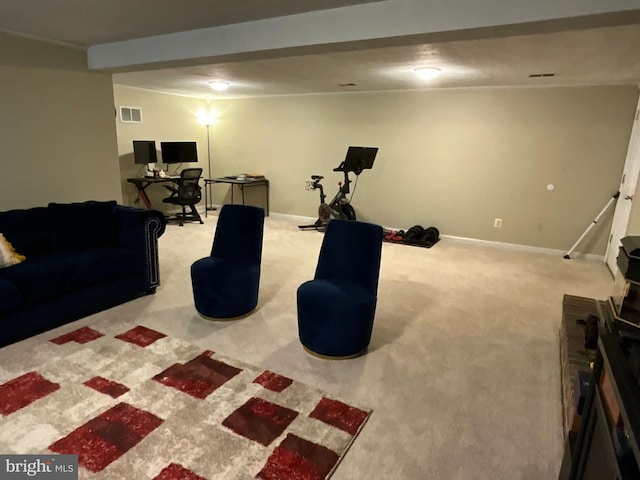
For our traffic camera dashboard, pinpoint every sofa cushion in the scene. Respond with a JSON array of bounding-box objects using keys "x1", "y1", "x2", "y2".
[
  {"x1": 0, "y1": 277, "x2": 21, "y2": 314},
  {"x1": 0, "y1": 207, "x2": 53, "y2": 256},
  {"x1": 48, "y1": 201, "x2": 119, "y2": 251},
  {"x1": 0, "y1": 247, "x2": 137, "y2": 304}
]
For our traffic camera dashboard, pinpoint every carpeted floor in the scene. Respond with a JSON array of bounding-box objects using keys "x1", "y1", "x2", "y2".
[{"x1": 0, "y1": 212, "x2": 614, "y2": 479}]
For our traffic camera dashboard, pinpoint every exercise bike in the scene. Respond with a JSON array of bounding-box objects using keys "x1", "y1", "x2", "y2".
[{"x1": 299, "y1": 146, "x2": 378, "y2": 231}]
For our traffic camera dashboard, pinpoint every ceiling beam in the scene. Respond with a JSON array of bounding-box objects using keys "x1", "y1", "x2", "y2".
[{"x1": 88, "y1": 0, "x2": 640, "y2": 71}]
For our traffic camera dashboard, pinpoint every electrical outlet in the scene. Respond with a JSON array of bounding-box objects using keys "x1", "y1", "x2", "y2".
[{"x1": 494, "y1": 218, "x2": 502, "y2": 228}]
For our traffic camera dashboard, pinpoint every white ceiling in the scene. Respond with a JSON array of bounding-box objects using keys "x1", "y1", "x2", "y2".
[
  {"x1": 1, "y1": 0, "x2": 640, "y2": 99},
  {"x1": 111, "y1": 24, "x2": 640, "y2": 98},
  {"x1": 0, "y1": 0, "x2": 382, "y2": 46}
]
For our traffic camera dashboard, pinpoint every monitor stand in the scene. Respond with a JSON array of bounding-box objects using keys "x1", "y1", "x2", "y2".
[{"x1": 145, "y1": 163, "x2": 157, "y2": 177}]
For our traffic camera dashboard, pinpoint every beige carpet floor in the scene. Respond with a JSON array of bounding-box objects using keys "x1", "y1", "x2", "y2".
[{"x1": 0, "y1": 212, "x2": 614, "y2": 479}]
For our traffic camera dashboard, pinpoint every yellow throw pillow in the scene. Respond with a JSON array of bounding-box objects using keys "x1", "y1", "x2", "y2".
[{"x1": 0, "y1": 233, "x2": 26, "y2": 268}]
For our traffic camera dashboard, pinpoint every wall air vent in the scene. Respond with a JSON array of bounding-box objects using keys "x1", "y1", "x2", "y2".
[{"x1": 119, "y1": 106, "x2": 142, "y2": 123}]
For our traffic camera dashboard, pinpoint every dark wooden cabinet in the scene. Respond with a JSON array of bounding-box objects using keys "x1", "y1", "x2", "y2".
[{"x1": 562, "y1": 305, "x2": 640, "y2": 480}]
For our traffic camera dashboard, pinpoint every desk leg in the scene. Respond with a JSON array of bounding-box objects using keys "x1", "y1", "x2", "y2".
[
  {"x1": 204, "y1": 183, "x2": 217, "y2": 218},
  {"x1": 241, "y1": 185, "x2": 246, "y2": 205},
  {"x1": 137, "y1": 188, "x2": 152, "y2": 210}
]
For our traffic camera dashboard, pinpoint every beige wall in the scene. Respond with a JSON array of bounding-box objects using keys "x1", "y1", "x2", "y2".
[
  {"x1": 0, "y1": 32, "x2": 121, "y2": 210},
  {"x1": 0, "y1": 32, "x2": 633, "y2": 256},
  {"x1": 114, "y1": 85, "x2": 638, "y2": 254},
  {"x1": 0, "y1": 31, "x2": 86, "y2": 71},
  {"x1": 113, "y1": 87, "x2": 209, "y2": 210}
]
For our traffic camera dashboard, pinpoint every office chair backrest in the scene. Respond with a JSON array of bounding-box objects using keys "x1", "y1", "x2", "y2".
[
  {"x1": 315, "y1": 220, "x2": 383, "y2": 293},
  {"x1": 178, "y1": 168, "x2": 202, "y2": 201}
]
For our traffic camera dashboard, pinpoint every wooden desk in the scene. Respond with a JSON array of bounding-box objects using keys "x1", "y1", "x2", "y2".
[
  {"x1": 205, "y1": 177, "x2": 269, "y2": 216},
  {"x1": 127, "y1": 176, "x2": 180, "y2": 209}
]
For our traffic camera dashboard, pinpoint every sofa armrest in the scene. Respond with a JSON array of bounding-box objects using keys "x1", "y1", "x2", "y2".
[{"x1": 114, "y1": 206, "x2": 166, "y2": 291}]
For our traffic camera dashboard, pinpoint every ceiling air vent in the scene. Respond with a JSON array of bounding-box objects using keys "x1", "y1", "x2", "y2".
[
  {"x1": 119, "y1": 106, "x2": 142, "y2": 123},
  {"x1": 529, "y1": 73, "x2": 556, "y2": 78}
]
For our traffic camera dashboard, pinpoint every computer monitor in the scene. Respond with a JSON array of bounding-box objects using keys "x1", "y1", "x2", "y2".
[
  {"x1": 133, "y1": 140, "x2": 157, "y2": 164},
  {"x1": 334, "y1": 146, "x2": 378, "y2": 173},
  {"x1": 133, "y1": 140, "x2": 158, "y2": 173},
  {"x1": 160, "y1": 141, "x2": 198, "y2": 164}
]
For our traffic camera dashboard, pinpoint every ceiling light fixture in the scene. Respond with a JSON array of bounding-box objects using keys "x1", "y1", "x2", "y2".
[
  {"x1": 414, "y1": 67, "x2": 441, "y2": 80},
  {"x1": 209, "y1": 81, "x2": 229, "y2": 91}
]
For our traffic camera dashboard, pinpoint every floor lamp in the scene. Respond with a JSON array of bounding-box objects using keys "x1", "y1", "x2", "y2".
[
  {"x1": 204, "y1": 121, "x2": 216, "y2": 213},
  {"x1": 205, "y1": 123, "x2": 212, "y2": 179}
]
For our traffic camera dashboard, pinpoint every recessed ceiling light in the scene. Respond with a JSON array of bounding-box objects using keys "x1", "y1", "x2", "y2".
[
  {"x1": 414, "y1": 67, "x2": 441, "y2": 80},
  {"x1": 209, "y1": 81, "x2": 229, "y2": 91}
]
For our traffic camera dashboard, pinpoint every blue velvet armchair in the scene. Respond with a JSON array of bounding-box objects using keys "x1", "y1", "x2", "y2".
[
  {"x1": 297, "y1": 219, "x2": 383, "y2": 358},
  {"x1": 191, "y1": 204, "x2": 265, "y2": 319}
]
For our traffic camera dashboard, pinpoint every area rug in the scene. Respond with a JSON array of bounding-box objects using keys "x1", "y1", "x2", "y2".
[{"x1": 0, "y1": 322, "x2": 372, "y2": 479}]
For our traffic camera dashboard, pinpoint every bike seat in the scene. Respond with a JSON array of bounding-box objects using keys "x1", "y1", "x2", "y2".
[{"x1": 311, "y1": 175, "x2": 324, "y2": 180}]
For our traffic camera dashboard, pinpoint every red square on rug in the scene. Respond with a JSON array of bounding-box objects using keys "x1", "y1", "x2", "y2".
[
  {"x1": 153, "y1": 353, "x2": 242, "y2": 399},
  {"x1": 50, "y1": 326, "x2": 104, "y2": 345},
  {"x1": 115, "y1": 325, "x2": 166, "y2": 347},
  {"x1": 152, "y1": 463, "x2": 207, "y2": 480},
  {"x1": 254, "y1": 370, "x2": 294, "y2": 392},
  {"x1": 49, "y1": 402, "x2": 163, "y2": 472},
  {"x1": 309, "y1": 397, "x2": 369, "y2": 435},
  {"x1": 222, "y1": 397, "x2": 299, "y2": 446},
  {"x1": 83, "y1": 376, "x2": 130, "y2": 398},
  {"x1": 257, "y1": 433, "x2": 340, "y2": 480},
  {"x1": 0, "y1": 372, "x2": 60, "y2": 416}
]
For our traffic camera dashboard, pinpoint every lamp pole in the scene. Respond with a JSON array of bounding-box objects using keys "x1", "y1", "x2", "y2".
[
  {"x1": 206, "y1": 123, "x2": 211, "y2": 179},
  {"x1": 205, "y1": 122, "x2": 216, "y2": 214}
]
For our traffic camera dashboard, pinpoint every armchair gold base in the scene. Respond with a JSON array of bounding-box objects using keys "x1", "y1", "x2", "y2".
[
  {"x1": 197, "y1": 309, "x2": 256, "y2": 322},
  {"x1": 302, "y1": 344, "x2": 367, "y2": 360}
]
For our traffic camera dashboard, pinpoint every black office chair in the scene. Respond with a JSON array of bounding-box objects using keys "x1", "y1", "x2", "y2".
[{"x1": 162, "y1": 168, "x2": 204, "y2": 226}]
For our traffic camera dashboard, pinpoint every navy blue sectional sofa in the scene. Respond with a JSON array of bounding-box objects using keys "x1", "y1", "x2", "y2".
[{"x1": 0, "y1": 201, "x2": 166, "y2": 347}]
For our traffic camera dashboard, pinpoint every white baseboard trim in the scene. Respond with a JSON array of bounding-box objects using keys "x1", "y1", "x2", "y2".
[
  {"x1": 442, "y1": 234, "x2": 605, "y2": 262},
  {"x1": 268, "y1": 212, "x2": 317, "y2": 224},
  {"x1": 225, "y1": 211, "x2": 607, "y2": 262},
  {"x1": 206, "y1": 208, "x2": 317, "y2": 225}
]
